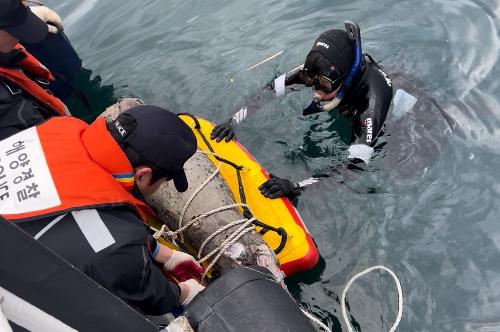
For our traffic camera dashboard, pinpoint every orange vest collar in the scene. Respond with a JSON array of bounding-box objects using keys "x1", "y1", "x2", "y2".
[
  {"x1": 0, "y1": 44, "x2": 68, "y2": 116},
  {"x1": 82, "y1": 117, "x2": 135, "y2": 191},
  {"x1": 16, "y1": 44, "x2": 54, "y2": 81}
]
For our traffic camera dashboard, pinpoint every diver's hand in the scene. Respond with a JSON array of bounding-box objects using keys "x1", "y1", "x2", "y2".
[
  {"x1": 259, "y1": 175, "x2": 302, "y2": 200},
  {"x1": 210, "y1": 119, "x2": 236, "y2": 142},
  {"x1": 163, "y1": 250, "x2": 204, "y2": 282},
  {"x1": 30, "y1": 6, "x2": 63, "y2": 34},
  {"x1": 179, "y1": 279, "x2": 205, "y2": 306}
]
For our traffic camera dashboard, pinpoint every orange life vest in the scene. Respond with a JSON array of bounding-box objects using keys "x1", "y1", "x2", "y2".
[
  {"x1": 0, "y1": 44, "x2": 69, "y2": 116},
  {"x1": 0, "y1": 116, "x2": 153, "y2": 222}
]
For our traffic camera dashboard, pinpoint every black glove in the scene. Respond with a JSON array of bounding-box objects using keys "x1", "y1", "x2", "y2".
[
  {"x1": 210, "y1": 119, "x2": 236, "y2": 142},
  {"x1": 258, "y1": 175, "x2": 302, "y2": 200},
  {"x1": 302, "y1": 100, "x2": 323, "y2": 116}
]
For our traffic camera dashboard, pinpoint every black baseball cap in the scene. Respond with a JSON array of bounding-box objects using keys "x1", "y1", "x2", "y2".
[
  {"x1": 0, "y1": 0, "x2": 48, "y2": 43},
  {"x1": 112, "y1": 105, "x2": 197, "y2": 192}
]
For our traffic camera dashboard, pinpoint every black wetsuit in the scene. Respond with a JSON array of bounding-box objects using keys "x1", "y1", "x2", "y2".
[
  {"x1": 333, "y1": 55, "x2": 393, "y2": 148},
  {"x1": 224, "y1": 54, "x2": 393, "y2": 163}
]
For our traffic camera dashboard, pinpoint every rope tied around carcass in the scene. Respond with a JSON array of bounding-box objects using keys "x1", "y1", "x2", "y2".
[{"x1": 152, "y1": 151, "x2": 261, "y2": 280}]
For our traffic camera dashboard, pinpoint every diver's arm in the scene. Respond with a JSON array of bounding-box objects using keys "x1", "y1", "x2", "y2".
[
  {"x1": 211, "y1": 65, "x2": 306, "y2": 142},
  {"x1": 259, "y1": 174, "x2": 319, "y2": 201}
]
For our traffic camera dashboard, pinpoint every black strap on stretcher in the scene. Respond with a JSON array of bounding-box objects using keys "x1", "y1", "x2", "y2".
[{"x1": 178, "y1": 113, "x2": 287, "y2": 254}]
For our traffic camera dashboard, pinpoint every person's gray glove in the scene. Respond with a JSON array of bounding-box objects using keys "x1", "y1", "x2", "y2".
[
  {"x1": 30, "y1": 6, "x2": 64, "y2": 34},
  {"x1": 210, "y1": 119, "x2": 236, "y2": 142},
  {"x1": 258, "y1": 174, "x2": 303, "y2": 200}
]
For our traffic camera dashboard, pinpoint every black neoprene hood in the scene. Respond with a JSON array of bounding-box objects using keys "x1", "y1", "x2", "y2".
[{"x1": 306, "y1": 29, "x2": 355, "y2": 77}]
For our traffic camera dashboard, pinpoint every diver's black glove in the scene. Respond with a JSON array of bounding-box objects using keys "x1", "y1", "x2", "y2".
[
  {"x1": 258, "y1": 175, "x2": 302, "y2": 200},
  {"x1": 210, "y1": 119, "x2": 236, "y2": 142},
  {"x1": 303, "y1": 100, "x2": 323, "y2": 116}
]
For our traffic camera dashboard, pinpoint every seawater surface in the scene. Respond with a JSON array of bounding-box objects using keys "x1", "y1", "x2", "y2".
[{"x1": 46, "y1": 0, "x2": 500, "y2": 331}]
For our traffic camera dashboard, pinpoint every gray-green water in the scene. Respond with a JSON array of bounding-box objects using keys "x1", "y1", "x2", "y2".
[{"x1": 46, "y1": 0, "x2": 500, "y2": 331}]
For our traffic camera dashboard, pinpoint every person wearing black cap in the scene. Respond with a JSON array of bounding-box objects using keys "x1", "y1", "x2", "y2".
[
  {"x1": 0, "y1": 105, "x2": 205, "y2": 316},
  {"x1": 0, "y1": 0, "x2": 69, "y2": 141},
  {"x1": 211, "y1": 21, "x2": 393, "y2": 200}
]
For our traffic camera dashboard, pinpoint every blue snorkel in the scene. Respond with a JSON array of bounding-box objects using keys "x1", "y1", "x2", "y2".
[{"x1": 303, "y1": 21, "x2": 363, "y2": 115}]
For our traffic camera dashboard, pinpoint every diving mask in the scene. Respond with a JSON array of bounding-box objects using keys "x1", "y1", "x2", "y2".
[
  {"x1": 298, "y1": 67, "x2": 344, "y2": 94},
  {"x1": 302, "y1": 20, "x2": 363, "y2": 116}
]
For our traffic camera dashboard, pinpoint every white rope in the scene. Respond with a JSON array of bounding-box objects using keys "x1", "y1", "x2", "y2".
[
  {"x1": 179, "y1": 204, "x2": 249, "y2": 237},
  {"x1": 201, "y1": 226, "x2": 255, "y2": 280},
  {"x1": 341, "y1": 265, "x2": 403, "y2": 332},
  {"x1": 198, "y1": 218, "x2": 249, "y2": 259},
  {"x1": 301, "y1": 265, "x2": 403, "y2": 332},
  {"x1": 153, "y1": 150, "x2": 260, "y2": 281},
  {"x1": 198, "y1": 218, "x2": 256, "y2": 265},
  {"x1": 178, "y1": 158, "x2": 222, "y2": 242}
]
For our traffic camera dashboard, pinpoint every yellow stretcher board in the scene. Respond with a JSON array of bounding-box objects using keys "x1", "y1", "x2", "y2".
[{"x1": 180, "y1": 114, "x2": 319, "y2": 276}]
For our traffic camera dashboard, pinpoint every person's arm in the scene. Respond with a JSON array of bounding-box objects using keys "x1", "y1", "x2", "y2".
[
  {"x1": 258, "y1": 174, "x2": 319, "y2": 202},
  {"x1": 211, "y1": 65, "x2": 306, "y2": 142},
  {"x1": 151, "y1": 241, "x2": 204, "y2": 282},
  {"x1": 25, "y1": 2, "x2": 64, "y2": 34},
  {"x1": 87, "y1": 242, "x2": 184, "y2": 315},
  {"x1": 84, "y1": 209, "x2": 204, "y2": 315},
  {"x1": 88, "y1": 241, "x2": 205, "y2": 315}
]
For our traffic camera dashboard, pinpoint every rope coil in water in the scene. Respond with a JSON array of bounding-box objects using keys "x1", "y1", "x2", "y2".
[
  {"x1": 341, "y1": 265, "x2": 403, "y2": 332},
  {"x1": 304, "y1": 265, "x2": 403, "y2": 332}
]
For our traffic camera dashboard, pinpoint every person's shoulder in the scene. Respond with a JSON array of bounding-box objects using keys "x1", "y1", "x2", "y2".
[
  {"x1": 96, "y1": 205, "x2": 145, "y2": 225},
  {"x1": 96, "y1": 205, "x2": 150, "y2": 238},
  {"x1": 364, "y1": 58, "x2": 392, "y2": 90}
]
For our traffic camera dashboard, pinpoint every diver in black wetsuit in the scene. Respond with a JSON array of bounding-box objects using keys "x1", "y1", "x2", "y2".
[{"x1": 210, "y1": 21, "x2": 393, "y2": 200}]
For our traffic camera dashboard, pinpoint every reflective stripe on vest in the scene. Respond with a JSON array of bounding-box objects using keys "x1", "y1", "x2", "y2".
[
  {"x1": 72, "y1": 209, "x2": 116, "y2": 253},
  {"x1": 33, "y1": 210, "x2": 116, "y2": 253}
]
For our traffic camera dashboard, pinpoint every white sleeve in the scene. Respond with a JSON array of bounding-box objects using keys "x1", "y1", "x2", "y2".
[
  {"x1": 348, "y1": 144, "x2": 374, "y2": 164},
  {"x1": 273, "y1": 73, "x2": 286, "y2": 97}
]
